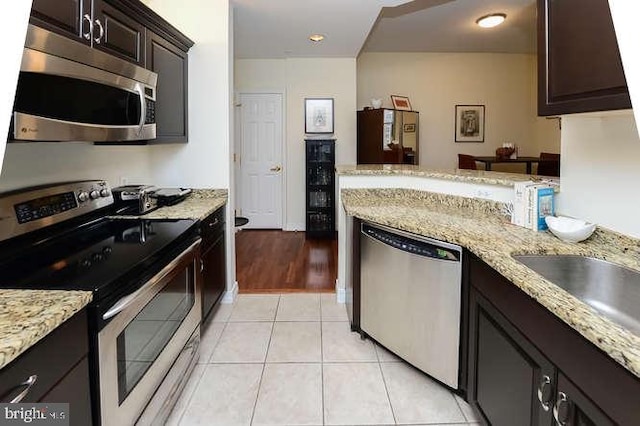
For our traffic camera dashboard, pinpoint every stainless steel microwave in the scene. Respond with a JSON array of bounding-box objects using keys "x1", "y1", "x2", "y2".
[{"x1": 11, "y1": 25, "x2": 157, "y2": 143}]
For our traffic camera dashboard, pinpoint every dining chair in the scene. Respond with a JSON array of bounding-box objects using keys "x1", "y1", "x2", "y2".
[
  {"x1": 458, "y1": 154, "x2": 477, "y2": 170},
  {"x1": 537, "y1": 152, "x2": 560, "y2": 176}
]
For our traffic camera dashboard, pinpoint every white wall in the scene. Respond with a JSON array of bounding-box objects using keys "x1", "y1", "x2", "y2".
[
  {"x1": 235, "y1": 58, "x2": 357, "y2": 230},
  {"x1": 144, "y1": 0, "x2": 231, "y2": 190},
  {"x1": 556, "y1": 111, "x2": 640, "y2": 238},
  {"x1": 0, "y1": 143, "x2": 151, "y2": 191},
  {"x1": 357, "y1": 52, "x2": 560, "y2": 170},
  {"x1": 609, "y1": 0, "x2": 640, "y2": 136}
]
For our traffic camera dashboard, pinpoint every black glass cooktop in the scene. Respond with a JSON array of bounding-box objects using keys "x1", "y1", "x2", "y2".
[{"x1": 0, "y1": 218, "x2": 197, "y2": 300}]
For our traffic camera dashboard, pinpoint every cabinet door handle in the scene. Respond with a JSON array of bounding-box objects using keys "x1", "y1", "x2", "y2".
[
  {"x1": 553, "y1": 391, "x2": 570, "y2": 426},
  {"x1": 200, "y1": 259, "x2": 204, "y2": 273},
  {"x1": 270, "y1": 165, "x2": 282, "y2": 172},
  {"x1": 83, "y1": 14, "x2": 93, "y2": 40},
  {"x1": 3, "y1": 375, "x2": 38, "y2": 403},
  {"x1": 94, "y1": 18, "x2": 104, "y2": 44},
  {"x1": 537, "y1": 375, "x2": 553, "y2": 411},
  {"x1": 208, "y1": 218, "x2": 219, "y2": 227}
]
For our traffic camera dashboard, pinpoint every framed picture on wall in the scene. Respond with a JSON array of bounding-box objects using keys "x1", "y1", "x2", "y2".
[
  {"x1": 455, "y1": 105, "x2": 485, "y2": 142},
  {"x1": 391, "y1": 95, "x2": 412, "y2": 111},
  {"x1": 305, "y1": 98, "x2": 334, "y2": 134}
]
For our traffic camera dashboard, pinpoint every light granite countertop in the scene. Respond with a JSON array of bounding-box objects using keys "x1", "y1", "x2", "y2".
[
  {"x1": 110, "y1": 189, "x2": 228, "y2": 221},
  {"x1": 0, "y1": 290, "x2": 93, "y2": 370},
  {"x1": 336, "y1": 164, "x2": 560, "y2": 188},
  {"x1": 342, "y1": 188, "x2": 640, "y2": 378}
]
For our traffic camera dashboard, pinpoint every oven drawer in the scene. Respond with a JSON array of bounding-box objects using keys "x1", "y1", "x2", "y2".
[{"x1": 0, "y1": 309, "x2": 89, "y2": 403}]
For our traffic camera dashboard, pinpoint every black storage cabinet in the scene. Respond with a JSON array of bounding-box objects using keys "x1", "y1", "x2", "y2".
[{"x1": 305, "y1": 139, "x2": 335, "y2": 239}]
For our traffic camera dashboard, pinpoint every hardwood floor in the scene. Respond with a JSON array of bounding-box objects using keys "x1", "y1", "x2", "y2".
[{"x1": 235, "y1": 230, "x2": 337, "y2": 293}]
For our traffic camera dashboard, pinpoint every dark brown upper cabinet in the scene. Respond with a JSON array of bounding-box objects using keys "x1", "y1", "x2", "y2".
[
  {"x1": 30, "y1": 0, "x2": 89, "y2": 41},
  {"x1": 30, "y1": 0, "x2": 143, "y2": 66},
  {"x1": 146, "y1": 31, "x2": 189, "y2": 144},
  {"x1": 537, "y1": 0, "x2": 632, "y2": 116},
  {"x1": 93, "y1": 1, "x2": 145, "y2": 65}
]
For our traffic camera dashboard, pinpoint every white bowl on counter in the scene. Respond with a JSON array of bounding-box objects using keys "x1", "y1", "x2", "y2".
[{"x1": 545, "y1": 216, "x2": 596, "y2": 243}]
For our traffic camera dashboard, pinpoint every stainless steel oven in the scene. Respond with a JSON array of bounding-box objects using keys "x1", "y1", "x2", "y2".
[
  {"x1": 11, "y1": 25, "x2": 157, "y2": 142},
  {"x1": 0, "y1": 182, "x2": 202, "y2": 426},
  {"x1": 98, "y1": 239, "x2": 201, "y2": 426}
]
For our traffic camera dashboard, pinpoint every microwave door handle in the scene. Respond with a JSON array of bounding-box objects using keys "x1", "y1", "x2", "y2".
[{"x1": 136, "y1": 85, "x2": 146, "y2": 136}]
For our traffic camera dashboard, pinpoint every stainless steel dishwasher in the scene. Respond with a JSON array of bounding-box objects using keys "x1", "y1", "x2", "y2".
[{"x1": 360, "y1": 222, "x2": 462, "y2": 389}]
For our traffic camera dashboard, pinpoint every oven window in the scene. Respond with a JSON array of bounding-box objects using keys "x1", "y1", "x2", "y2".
[
  {"x1": 14, "y1": 72, "x2": 141, "y2": 126},
  {"x1": 116, "y1": 265, "x2": 194, "y2": 403}
]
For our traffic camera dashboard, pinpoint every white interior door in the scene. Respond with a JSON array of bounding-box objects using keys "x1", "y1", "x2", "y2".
[{"x1": 238, "y1": 93, "x2": 283, "y2": 228}]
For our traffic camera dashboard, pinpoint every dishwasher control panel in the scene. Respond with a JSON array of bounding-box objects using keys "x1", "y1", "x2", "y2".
[{"x1": 362, "y1": 224, "x2": 460, "y2": 261}]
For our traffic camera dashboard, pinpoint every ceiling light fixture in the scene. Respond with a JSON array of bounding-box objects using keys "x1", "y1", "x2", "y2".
[
  {"x1": 309, "y1": 34, "x2": 325, "y2": 42},
  {"x1": 476, "y1": 13, "x2": 507, "y2": 28}
]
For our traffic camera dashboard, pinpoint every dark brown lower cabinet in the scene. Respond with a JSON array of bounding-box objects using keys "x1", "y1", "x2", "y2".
[
  {"x1": 467, "y1": 253, "x2": 639, "y2": 426},
  {"x1": 469, "y1": 288, "x2": 554, "y2": 426},
  {"x1": 554, "y1": 373, "x2": 614, "y2": 426},
  {"x1": 200, "y1": 208, "x2": 226, "y2": 323},
  {"x1": 0, "y1": 309, "x2": 92, "y2": 426}
]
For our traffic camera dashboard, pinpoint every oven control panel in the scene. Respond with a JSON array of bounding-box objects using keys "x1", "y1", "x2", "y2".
[{"x1": 0, "y1": 180, "x2": 114, "y2": 241}]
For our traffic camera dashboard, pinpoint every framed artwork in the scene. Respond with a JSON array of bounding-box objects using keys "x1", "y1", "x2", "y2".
[
  {"x1": 403, "y1": 123, "x2": 416, "y2": 133},
  {"x1": 305, "y1": 98, "x2": 334, "y2": 134},
  {"x1": 391, "y1": 95, "x2": 412, "y2": 111},
  {"x1": 455, "y1": 105, "x2": 485, "y2": 142}
]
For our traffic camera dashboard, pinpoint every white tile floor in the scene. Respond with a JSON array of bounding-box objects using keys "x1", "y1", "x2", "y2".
[{"x1": 166, "y1": 293, "x2": 480, "y2": 426}]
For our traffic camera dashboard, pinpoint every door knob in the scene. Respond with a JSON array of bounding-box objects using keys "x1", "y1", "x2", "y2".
[{"x1": 270, "y1": 165, "x2": 282, "y2": 172}]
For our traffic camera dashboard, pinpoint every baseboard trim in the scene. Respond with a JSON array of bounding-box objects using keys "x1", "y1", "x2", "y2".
[
  {"x1": 335, "y1": 279, "x2": 345, "y2": 304},
  {"x1": 283, "y1": 222, "x2": 306, "y2": 232},
  {"x1": 222, "y1": 280, "x2": 239, "y2": 304}
]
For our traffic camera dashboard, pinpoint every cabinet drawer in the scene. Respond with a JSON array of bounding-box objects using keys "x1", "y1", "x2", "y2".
[
  {"x1": 41, "y1": 357, "x2": 93, "y2": 426},
  {"x1": 200, "y1": 208, "x2": 225, "y2": 245},
  {"x1": 0, "y1": 309, "x2": 88, "y2": 403}
]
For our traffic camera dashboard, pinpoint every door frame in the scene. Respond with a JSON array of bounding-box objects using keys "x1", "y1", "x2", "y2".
[{"x1": 234, "y1": 90, "x2": 287, "y2": 229}]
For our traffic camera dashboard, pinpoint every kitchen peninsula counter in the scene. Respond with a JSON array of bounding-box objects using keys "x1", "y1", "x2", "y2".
[
  {"x1": 336, "y1": 164, "x2": 559, "y2": 187},
  {"x1": 342, "y1": 187, "x2": 640, "y2": 378},
  {"x1": 110, "y1": 189, "x2": 228, "y2": 221},
  {"x1": 0, "y1": 290, "x2": 92, "y2": 370}
]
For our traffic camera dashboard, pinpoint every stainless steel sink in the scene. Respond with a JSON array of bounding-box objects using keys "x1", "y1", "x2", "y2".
[{"x1": 512, "y1": 255, "x2": 640, "y2": 335}]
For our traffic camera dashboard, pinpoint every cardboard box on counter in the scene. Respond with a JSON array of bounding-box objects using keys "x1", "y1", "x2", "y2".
[{"x1": 512, "y1": 181, "x2": 555, "y2": 231}]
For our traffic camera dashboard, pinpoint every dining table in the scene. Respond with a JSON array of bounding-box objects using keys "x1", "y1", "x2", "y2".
[{"x1": 473, "y1": 156, "x2": 540, "y2": 174}]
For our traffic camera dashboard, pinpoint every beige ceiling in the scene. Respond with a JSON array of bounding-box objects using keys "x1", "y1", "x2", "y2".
[
  {"x1": 233, "y1": 0, "x2": 536, "y2": 59},
  {"x1": 363, "y1": 0, "x2": 536, "y2": 53},
  {"x1": 232, "y1": 0, "x2": 410, "y2": 59}
]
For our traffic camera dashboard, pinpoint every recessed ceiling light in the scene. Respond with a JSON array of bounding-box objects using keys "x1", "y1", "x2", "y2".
[
  {"x1": 476, "y1": 13, "x2": 507, "y2": 28},
  {"x1": 309, "y1": 34, "x2": 325, "y2": 42}
]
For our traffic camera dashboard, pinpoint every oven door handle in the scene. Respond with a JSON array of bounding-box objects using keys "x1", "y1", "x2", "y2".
[{"x1": 102, "y1": 239, "x2": 201, "y2": 320}]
